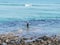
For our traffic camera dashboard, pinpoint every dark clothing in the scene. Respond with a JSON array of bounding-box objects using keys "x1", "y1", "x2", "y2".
[
  {"x1": 27, "y1": 23, "x2": 29, "y2": 28},
  {"x1": 27, "y1": 23, "x2": 29, "y2": 31}
]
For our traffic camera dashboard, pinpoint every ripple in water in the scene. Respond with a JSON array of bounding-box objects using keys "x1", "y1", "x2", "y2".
[{"x1": 0, "y1": 19, "x2": 60, "y2": 36}]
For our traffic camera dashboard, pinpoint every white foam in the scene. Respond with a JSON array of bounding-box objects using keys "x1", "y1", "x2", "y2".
[{"x1": 25, "y1": 4, "x2": 32, "y2": 7}]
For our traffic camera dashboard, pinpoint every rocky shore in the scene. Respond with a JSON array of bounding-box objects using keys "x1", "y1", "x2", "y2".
[{"x1": 0, "y1": 33, "x2": 60, "y2": 45}]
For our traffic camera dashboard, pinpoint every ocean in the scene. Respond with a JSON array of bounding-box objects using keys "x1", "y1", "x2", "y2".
[{"x1": 0, "y1": 0, "x2": 60, "y2": 37}]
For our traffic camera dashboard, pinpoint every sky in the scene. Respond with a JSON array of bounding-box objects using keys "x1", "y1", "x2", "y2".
[{"x1": 0, "y1": 0, "x2": 60, "y2": 20}]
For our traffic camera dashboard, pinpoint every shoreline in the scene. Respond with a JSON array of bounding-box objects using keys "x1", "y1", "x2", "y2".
[{"x1": 0, "y1": 33, "x2": 60, "y2": 45}]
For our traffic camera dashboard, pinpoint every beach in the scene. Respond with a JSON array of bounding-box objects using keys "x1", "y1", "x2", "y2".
[{"x1": 0, "y1": 33, "x2": 60, "y2": 45}]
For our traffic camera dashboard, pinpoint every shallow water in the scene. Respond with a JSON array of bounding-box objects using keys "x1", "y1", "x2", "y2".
[{"x1": 0, "y1": 19, "x2": 60, "y2": 37}]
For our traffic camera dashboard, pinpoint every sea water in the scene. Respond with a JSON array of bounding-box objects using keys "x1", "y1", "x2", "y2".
[{"x1": 0, "y1": 0, "x2": 60, "y2": 37}]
